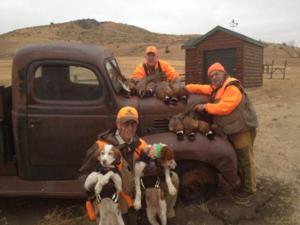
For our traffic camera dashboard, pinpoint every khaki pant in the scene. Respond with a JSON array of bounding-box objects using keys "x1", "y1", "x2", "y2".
[{"x1": 228, "y1": 129, "x2": 257, "y2": 193}]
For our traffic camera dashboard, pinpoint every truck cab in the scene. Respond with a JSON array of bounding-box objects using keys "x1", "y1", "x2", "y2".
[{"x1": 0, "y1": 43, "x2": 237, "y2": 200}]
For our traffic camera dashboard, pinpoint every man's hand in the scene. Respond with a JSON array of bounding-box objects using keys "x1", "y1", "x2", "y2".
[
  {"x1": 142, "y1": 145, "x2": 156, "y2": 159},
  {"x1": 148, "y1": 146, "x2": 156, "y2": 159},
  {"x1": 194, "y1": 104, "x2": 207, "y2": 112}
]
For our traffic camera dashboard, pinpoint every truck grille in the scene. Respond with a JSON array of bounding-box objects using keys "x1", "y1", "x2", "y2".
[{"x1": 150, "y1": 119, "x2": 169, "y2": 133}]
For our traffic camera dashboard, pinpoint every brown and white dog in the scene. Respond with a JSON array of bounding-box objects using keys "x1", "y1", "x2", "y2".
[
  {"x1": 84, "y1": 144, "x2": 124, "y2": 225},
  {"x1": 134, "y1": 143, "x2": 177, "y2": 225}
]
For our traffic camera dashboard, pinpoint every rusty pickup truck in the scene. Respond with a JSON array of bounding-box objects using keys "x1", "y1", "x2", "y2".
[{"x1": 0, "y1": 43, "x2": 237, "y2": 201}]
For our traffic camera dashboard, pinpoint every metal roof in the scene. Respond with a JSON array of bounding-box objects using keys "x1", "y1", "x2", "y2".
[{"x1": 182, "y1": 25, "x2": 265, "y2": 49}]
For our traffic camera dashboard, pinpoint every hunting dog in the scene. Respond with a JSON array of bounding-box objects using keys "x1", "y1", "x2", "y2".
[
  {"x1": 84, "y1": 143, "x2": 124, "y2": 225},
  {"x1": 134, "y1": 143, "x2": 177, "y2": 225}
]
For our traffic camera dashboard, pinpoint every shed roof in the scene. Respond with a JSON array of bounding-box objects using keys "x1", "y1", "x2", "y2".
[{"x1": 182, "y1": 25, "x2": 265, "y2": 49}]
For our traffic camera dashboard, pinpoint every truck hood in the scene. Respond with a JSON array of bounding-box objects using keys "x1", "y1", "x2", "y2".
[
  {"x1": 137, "y1": 94, "x2": 209, "y2": 116},
  {"x1": 142, "y1": 132, "x2": 238, "y2": 187}
]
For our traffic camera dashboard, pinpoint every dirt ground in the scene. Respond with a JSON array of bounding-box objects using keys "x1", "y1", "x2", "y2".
[{"x1": 0, "y1": 55, "x2": 299, "y2": 225}]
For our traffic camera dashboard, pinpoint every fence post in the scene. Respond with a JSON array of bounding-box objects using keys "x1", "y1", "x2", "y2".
[
  {"x1": 270, "y1": 60, "x2": 274, "y2": 79},
  {"x1": 283, "y1": 60, "x2": 287, "y2": 80}
]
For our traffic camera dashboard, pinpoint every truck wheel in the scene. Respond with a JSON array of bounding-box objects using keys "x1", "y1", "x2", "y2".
[{"x1": 177, "y1": 161, "x2": 218, "y2": 204}]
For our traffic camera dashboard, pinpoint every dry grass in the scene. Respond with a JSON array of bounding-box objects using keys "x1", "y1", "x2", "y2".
[
  {"x1": 0, "y1": 19, "x2": 195, "y2": 59},
  {"x1": 40, "y1": 206, "x2": 93, "y2": 225},
  {"x1": 116, "y1": 56, "x2": 185, "y2": 77},
  {"x1": 249, "y1": 65, "x2": 300, "y2": 224},
  {"x1": 0, "y1": 56, "x2": 184, "y2": 86},
  {"x1": 0, "y1": 45, "x2": 296, "y2": 86},
  {"x1": 0, "y1": 59, "x2": 12, "y2": 86}
]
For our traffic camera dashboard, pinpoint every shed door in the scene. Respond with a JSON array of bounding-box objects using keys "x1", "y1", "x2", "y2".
[{"x1": 204, "y1": 48, "x2": 237, "y2": 83}]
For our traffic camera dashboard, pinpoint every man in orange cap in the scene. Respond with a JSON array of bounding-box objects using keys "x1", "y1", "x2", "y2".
[
  {"x1": 130, "y1": 46, "x2": 179, "y2": 81},
  {"x1": 79, "y1": 106, "x2": 178, "y2": 224},
  {"x1": 185, "y1": 62, "x2": 258, "y2": 204}
]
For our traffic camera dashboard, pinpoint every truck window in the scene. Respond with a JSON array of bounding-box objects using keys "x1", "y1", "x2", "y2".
[
  {"x1": 105, "y1": 59, "x2": 130, "y2": 94},
  {"x1": 34, "y1": 65, "x2": 102, "y2": 101}
]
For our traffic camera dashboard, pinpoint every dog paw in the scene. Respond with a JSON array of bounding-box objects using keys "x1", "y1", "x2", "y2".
[
  {"x1": 100, "y1": 177, "x2": 110, "y2": 186},
  {"x1": 115, "y1": 185, "x2": 123, "y2": 193},
  {"x1": 84, "y1": 172, "x2": 99, "y2": 190},
  {"x1": 169, "y1": 186, "x2": 177, "y2": 196},
  {"x1": 106, "y1": 171, "x2": 114, "y2": 177},
  {"x1": 133, "y1": 199, "x2": 142, "y2": 210}
]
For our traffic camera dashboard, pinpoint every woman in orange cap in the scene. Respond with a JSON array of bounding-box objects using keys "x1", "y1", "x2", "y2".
[
  {"x1": 185, "y1": 62, "x2": 258, "y2": 204},
  {"x1": 130, "y1": 46, "x2": 179, "y2": 81}
]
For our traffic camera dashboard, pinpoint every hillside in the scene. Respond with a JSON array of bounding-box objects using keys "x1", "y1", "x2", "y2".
[
  {"x1": 0, "y1": 18, "x2": 300, "y2": 77},
  {"x1": 0, "y1": 19, "x2": 198, "y2": 59},
  {"x1": 1, "y1": 18, "x2": 300, "y2": 64}
]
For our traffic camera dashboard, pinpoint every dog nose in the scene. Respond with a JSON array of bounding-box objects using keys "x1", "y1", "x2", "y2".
[{"x1": 102, "y1": 160, "x2": 107, "y2": 165}]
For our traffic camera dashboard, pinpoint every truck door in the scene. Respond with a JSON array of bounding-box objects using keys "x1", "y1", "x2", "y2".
[{"x1": 26, "y1": 60, "x2": 114, "y2": 180}]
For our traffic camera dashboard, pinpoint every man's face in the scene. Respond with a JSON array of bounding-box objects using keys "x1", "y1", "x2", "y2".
[
  {"x1": 209, "y1": 71, "x2": 226, "y2": 88},
  {"x1": 145, "y1": 53, "x2": 158, "y2": 66},
  {"x1": 117, "y1": 120, "x2": 138, "y2": 143}
]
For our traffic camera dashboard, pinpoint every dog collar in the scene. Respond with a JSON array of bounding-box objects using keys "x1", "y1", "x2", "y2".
[
  {"x1": 156, "y1": 143, "x2": 162, "y2": 158},
  {"x1": 96, "y1": 192, "x2": 119, "y2": 204}
]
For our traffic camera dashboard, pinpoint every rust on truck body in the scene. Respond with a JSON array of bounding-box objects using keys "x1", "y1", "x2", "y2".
[{"x1": 0, "y1": 43, "x2": 238, "y2": 197}]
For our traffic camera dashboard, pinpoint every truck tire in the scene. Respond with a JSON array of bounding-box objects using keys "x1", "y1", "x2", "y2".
[{"x1": 176, "y1": 161, "x2": 218, "y2": 204}]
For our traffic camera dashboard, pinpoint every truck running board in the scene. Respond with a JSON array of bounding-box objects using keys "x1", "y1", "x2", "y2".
[{"x1": 0, "y1": 176, "x2": 84, "y2": 198}]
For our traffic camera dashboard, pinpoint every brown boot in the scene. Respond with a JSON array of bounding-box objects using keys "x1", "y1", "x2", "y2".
[
  {"x1": 236, "y1": 190, "x2": 254, "y2": 198},
  {"x1": 231, "y1": 190, "x2": 255, "y2": 206}
]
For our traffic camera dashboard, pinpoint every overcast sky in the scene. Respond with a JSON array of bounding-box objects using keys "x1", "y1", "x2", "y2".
[{"x1": 1, "y1": 0, "x2": 299, "y2": 46}]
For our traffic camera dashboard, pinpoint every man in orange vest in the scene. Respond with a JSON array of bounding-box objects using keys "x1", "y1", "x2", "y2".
[
  {"x1": 79, "y1": 106, "x2": 179, "y2": 224},
  {"x1": 130, "y1": 46, "x2": 179, "y2": 81},
  {"x1": 185, "y1": 62, "x2": 258, "y2": 204}
]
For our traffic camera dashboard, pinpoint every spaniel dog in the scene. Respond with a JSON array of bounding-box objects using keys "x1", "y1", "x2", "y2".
[
  {"x1": 134, "y1": 143, "x2": 177, "y2": 225},
  {"x1": 84, "y1": 143, "x2": 124, "y2": 225}
]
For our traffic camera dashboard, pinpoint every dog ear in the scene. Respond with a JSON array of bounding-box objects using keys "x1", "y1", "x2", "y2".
[
  {"x1": 112, "y1": 147, "x2": 122, "y2": 162},
  {"x1": 94, "y1": 141, "x2": 106, "y2": 159},
  {"x1": 94, "y1": 147, "x2": 102, "y2": 160},
  {"x1": 160, "y1": 145, "x2": 174, "y2": 164}
]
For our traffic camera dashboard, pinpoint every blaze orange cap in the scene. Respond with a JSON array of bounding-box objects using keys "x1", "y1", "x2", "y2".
[
  {"x1": 208, "y1": 62, "x2": 226, "y2": 77},
  {"x1": 145, "y1": 46, "x2": 158, "y2": 55},
  {"x1": 117, "y1": 106, "x2": 139, "y2": 123}
]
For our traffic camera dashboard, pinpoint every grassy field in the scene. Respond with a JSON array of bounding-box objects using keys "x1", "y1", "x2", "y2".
[
  {"x1": 1, "y1": 66, "x2": 299, "y2": 225},
  {"x1": 0, "y1": 28, "x2": 300, "y2": 223},
  {"x1": 0, "y1": 56, "x2": 185, "y2": 86},
  {"x1": 117, "y1": 56, "x2": 185, "y2": 76},
  {"x1": 0, "y1": 59, "x2": 12, "y2": 86}
]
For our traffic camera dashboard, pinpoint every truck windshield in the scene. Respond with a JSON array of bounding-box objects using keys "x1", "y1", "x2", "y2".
[{"x1": 105, "y1": 59, "x2": 130, "y2": 95}]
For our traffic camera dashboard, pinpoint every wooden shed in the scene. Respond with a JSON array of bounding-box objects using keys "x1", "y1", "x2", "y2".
[{"x1": 183, "y1": 26, "x2": 264, "y2": 87}]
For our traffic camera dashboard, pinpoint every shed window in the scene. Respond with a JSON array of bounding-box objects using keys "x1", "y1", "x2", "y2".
[{"x1": 33, "y1": 65, "x2": 102, "y2": 101}]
